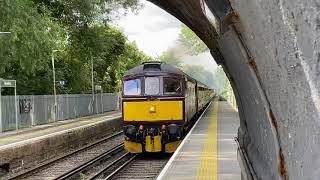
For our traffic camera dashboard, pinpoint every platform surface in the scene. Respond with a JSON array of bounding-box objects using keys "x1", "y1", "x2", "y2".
[
  {"x1": 0, "y1": 111, "x2": 121, "y2": 148},
  {"x1": 158, "y1": 101, "x2": 241, "y2": 180}
]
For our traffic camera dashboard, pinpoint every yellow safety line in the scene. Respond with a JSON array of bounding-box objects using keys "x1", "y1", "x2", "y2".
[{"x1": 197, "y1": 100, "x2": 218, "y2": 180}]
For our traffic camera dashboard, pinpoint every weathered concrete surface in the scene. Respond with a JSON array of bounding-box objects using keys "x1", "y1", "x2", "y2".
[
  {"x1": 148, "y1": 0, "x2": 320, "y2": 179},
  {"x1": 217, "y1": 102, "x2": 241, "y2": 179},
  {"x1": 0, "y1": 114, "x2": 122, "y2": 177},
  {"x1": 157, "y1": 102, "x2": 240, "y2": 179}
]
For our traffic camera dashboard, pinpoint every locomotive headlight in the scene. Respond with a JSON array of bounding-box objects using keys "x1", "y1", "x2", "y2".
[
  {"x1": 167, "y1": 124, "x2": 180, "y2": 138},
  {"x1": 139, "y1": 125, "x2": 144, "y2": 131},
  {"x1": 149, "y1": 106, "x2": 156, "y2": 113},
  {"x1": 124, "y1": 125, "x2": 137, "y2": 139}
]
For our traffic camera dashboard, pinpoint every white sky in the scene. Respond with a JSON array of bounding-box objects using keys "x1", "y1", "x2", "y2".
[
  {"x1": 114, "y1": 0, "x2": 218, "y2": 72},
  {"x1": 182, "y1": 52, "x2": 218, "y2": 72},
  {"x1": 114, "y1": 1, "x2": 181, "y2": 57}
]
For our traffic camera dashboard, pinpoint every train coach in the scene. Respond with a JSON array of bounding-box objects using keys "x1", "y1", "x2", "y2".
[{"x1": 121, "y1": 61, "x2": 215, "y2": 153}]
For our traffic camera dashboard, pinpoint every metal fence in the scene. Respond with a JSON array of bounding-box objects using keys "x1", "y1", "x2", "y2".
[{"x1": 0, "y1": 93, "x2": 119, "y2": 132}]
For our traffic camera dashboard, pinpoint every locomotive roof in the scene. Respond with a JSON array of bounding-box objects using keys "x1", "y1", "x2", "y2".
[
  {"x1": 124, "y1": 61, "x2": 213, "y2": 90},
  {"x1": 125, "y1": 61, "x2": 186, "y2": 76}
]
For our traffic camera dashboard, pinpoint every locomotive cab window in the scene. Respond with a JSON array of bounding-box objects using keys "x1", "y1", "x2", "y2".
[
  {"x1": 124, "y1": 78, "x2": 141, "y2": 95},
  {"x1": 164, "y1": 77, "x2": 182, "y2": 95},
  {"x1": 145, "y1": 77, "x2": 160, "y2": 95}
]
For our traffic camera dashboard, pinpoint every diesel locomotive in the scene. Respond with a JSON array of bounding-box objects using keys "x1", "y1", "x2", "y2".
[{"x1": 121, "y1": 62, "x2": 215, "y2": 153}]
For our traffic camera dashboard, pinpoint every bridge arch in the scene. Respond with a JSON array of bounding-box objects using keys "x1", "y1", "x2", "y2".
[{"x1": 148, "y1": 0, "x2": 320, "y2": 179}]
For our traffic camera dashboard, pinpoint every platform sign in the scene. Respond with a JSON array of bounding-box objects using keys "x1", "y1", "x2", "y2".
[
  {"x1": 0, "y1": 80, "x2": 16, "y2": 87},
  {"x1": 0, "y1": 78, "x2": 18, "y2": 132},
  {"x1": 95, "y1": 85, "x2": 102, "y2": 91},
  {"x1": 58, "y1": 80, "x2": 65, "y2": 86}
]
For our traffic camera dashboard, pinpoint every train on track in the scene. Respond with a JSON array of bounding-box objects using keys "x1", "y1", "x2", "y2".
[{"x1": 121, "y1": 61, "x2": 215, "y2": 153}]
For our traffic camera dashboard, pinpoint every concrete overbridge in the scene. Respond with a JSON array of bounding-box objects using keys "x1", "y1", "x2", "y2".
[{"x1": 148, "y1": 0, "x2": 320, "y2": 179}]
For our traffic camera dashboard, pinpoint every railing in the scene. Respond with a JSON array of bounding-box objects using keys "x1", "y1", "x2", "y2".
[{"x1": 0, "y1": 93, "x2": 119, "y2": 132}]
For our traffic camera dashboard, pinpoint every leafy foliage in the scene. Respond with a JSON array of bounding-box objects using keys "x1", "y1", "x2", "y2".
[
  {"x1": 31, "y1": 0, "x2": 142, "y2": 26},
  {"x1": 178, "y1": 25, "x2": 208, "y2": 55},
  {"x1": 0, "y1": 0, "x2": 150, "y2": 95},
  {"x1": 158, "y1": 51, "x2": 219, "y2": 90},
  {"x1": 158, "y1": 49, "x2": 182, "y2": 67},
  {"x1": 182, "y1": 65, "x2": 215, "y2": 87},
  {"x1": 159, "y1": 25, "x2": 228, "y2": 95},
  {"x1": 0, "y1": 0, "x2": 66, "y2": 94},
  {"x1": 0, "y1": 0, "x2": 65, "y2": 73},
  {"x1": 212, "y1": 67, "x2": 228, "y2": 93}
]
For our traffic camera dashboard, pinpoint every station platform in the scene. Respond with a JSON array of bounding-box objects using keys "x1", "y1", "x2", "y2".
[
  {"x1": 0, "y1": 111, "x2": 120, "y2": 147},
  {"x1": 157, "y1": 101, "x2": 241, "y2": 180},
  {"x1": 0, "y1": 111, "x2": 121, "y2": 177}
]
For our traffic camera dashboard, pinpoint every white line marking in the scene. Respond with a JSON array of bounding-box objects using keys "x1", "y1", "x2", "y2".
[
  {"x1": 0, "y1": 115, "x2": 121, "y2": 150},
  {"x1": 156, "y1": 101, "x2": 213, "y2": 180}
]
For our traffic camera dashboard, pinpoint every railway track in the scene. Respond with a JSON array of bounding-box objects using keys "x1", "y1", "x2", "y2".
[
  {"x1": 88, "y1": 152, "x2": 137, "y2": 180},
  {"x1": 110, "y1": 154, "x2": 170, "y2": 180},
  {"x1": 55, "y1": 147, "x2": 170, "y2": 180},
  {"x1": 9, "y1": 131, "x2": 124, "y2": 180},
  {"x1": 8, "y1": 130, "x2": 170, "y2": 180},
  {"x1": 55, "y1": 144, "x2": 127, "y2": 180},
  {"x1": 77, "y1": 153, "x2": 170, "y2": 180}
]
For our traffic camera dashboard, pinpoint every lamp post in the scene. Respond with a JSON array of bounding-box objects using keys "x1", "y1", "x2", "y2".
[
  {"x1": 91, "y1": 58, "x2": 95, "y2": 114},
  {"x1": 52, "y1": 50, "x2": 59, "y2": 122}
]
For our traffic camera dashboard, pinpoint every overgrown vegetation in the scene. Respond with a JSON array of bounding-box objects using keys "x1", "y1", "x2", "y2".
[
  {"x1": 159, "y1": 24, "x2": 229, "y2": 96},
  {"x1": 0, "y1": 0, "x2": 151, "y2": 95},
  {"x1": 178, "y1": 25, "x2": 208, "y2": 55}
]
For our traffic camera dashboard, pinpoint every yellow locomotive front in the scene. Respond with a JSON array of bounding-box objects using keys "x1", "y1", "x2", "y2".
[{"x1": 121, "y1": 62, "x2": 186, "y2": 153}]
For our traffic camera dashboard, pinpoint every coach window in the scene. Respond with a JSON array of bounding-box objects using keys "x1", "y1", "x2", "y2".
[
  {"x1": 145, "y1": 77, "x2": 160, "y2": 95},
  {"x1": 164, "y1": 78, "x2": 181, "y2": 95},
  {"x1": 124, "y1": 78, "x2": 141, "y2": 95}
]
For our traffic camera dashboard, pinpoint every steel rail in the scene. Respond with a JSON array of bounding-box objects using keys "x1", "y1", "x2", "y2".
[
  {"x1": 103, "y1": 154, "x2": 137, "y2": 180},
  {"x1": 10, "y1": 131, "x2": 123, "y2": 180},
  {"x1": 55, "y1": 143, "x2": 125, "y2": 180},
  {"x1": 88, "y1": 153, "x2": 137, "y2": 180}
]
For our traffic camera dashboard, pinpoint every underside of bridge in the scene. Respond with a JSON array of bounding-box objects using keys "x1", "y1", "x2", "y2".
[{"x1": 148, "y1": 0, "x2": 320, "y2": 179}]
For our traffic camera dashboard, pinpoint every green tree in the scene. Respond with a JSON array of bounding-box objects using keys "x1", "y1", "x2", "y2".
[
  {"x1": 183, "y1": 66, "x2": 229, "y2": 96},
  {"x1": 62, "y1": 24, "x2": 151, "y2": 93},
  {"x1": 31, "y1": 0, "x2": 142, "y2": 26},
  {"x1": 158, "y1": 49, "x2": 182, "y2": 67},
  {"x1": 114, "y1": 42, "x2": 152, "y2": 92},
  {"x1": 0, "y1": 0, "x2": 66, "y2": 94},
  {"x1": 158, "y1": 24, "x2": 230, "y2": 96},
  {"x1": 178, "y1": 25, "x2": 208, "y2": 55},
  {"x1": 30, "y1": 0, "x2": 144, "y2": 94},
  {"x1": 182, "y1": 65, "x2": 215, "y2": 88},
  {"x1": 118, "y1": 41, "x2": 152, "y2": 73},
  {"x1": 65, "y1": 24, "x2": 126, "y2": 93},
  {"x1": 0, "y1": 0, "x2": 150, "y2": 95},
  {"x1": 212, "y1": 67, "x2": 228, "y2": 94}
]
